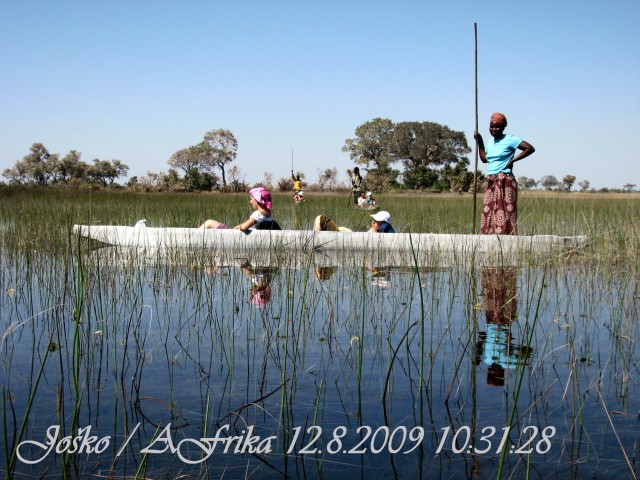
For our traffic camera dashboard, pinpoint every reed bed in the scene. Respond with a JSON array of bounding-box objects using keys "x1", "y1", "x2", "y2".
[{"x1": 0, "y1": 187, "x2": 639, "y2": 479}]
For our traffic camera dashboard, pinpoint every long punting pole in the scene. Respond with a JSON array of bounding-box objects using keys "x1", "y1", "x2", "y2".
[{"x1": 472, "y1": 23, "x2": 479, "y2": 233}]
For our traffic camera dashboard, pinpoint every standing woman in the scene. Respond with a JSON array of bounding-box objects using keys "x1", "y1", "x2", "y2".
[
  {"x1": 474, "y1": 113, "x2": 535, "y2": 235},
  {"x1": 351, "y1": 167, "x2": 364, "y2": 205}
]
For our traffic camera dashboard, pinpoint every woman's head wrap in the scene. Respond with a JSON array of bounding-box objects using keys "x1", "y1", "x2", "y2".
[
  {"x1": 249, "y1": 187, "x2": 272, "y2": 210},
  {"x1": 490, "y1": 112, "x2": 507, "y2": 126}
]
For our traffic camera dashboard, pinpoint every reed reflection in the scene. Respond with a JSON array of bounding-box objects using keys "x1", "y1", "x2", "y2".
[{"x1": 475, "y1": 267, "x2": 533, "y2": 386}]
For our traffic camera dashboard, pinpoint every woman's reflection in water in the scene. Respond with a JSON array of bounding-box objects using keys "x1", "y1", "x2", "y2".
[{"x1": 475, "y1": 267, "x2": 534, "y2": 386}]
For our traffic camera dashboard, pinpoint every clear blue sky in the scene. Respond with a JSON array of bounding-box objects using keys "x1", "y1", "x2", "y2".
[{"x1": 1, "y1": 1, "x2": 638, "y2": 189}]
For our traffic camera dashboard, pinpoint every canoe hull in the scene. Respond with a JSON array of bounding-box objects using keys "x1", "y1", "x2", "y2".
[{"x1": 73, "y1": 225, "x2": 586, "y2": 267}]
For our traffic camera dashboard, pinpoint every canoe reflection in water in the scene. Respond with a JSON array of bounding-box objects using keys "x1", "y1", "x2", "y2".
[
  {"x1": 314, "y1": 266, "x2": 337, "y2": 281},
  {"x1": 368, "y1": 266, "x2": 392, "y2": 289},
  {"x1": 475, "y1": 267, "x2": 534, "y2": 387}
]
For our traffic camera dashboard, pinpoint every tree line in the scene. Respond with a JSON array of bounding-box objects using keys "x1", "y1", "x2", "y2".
[
  {"x1": 520, "y1": 175, "x2": 636, "y2": 193},
  {"x1": 2, "y1": 120, "x2": 632, "y2": 193},
  {"x1": 2, "y1": 143, "x2": 129, "y2": 187}
]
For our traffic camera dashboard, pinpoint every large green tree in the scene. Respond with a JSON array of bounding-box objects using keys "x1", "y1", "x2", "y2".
[
  {"x1": 343, "y1": 119, "x2": 471, "y2": 191},
  {"x1": 392, "y1": 121, "x2": 470, "y2": 189},
  {"x1": 342, "y1": 118, "x2": 394, "y2": 170},
  {"x1": 342, "y1": 118, "x2": 397, "y2": 189}
]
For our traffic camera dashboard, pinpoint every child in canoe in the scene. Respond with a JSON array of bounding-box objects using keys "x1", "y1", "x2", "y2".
[{"x1": 199, "y1": 187, "x2": 281, "y2": 230}]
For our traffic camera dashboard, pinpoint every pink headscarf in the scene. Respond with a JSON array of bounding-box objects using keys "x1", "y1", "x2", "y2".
[
  {"x1": 490, "y1": 112, "x2": 507, "y2": 126},
  {"x1": 249, "y1": 187, "x2": 272, "y2": 210},
  {"x1": 250, "y1": 285, "x2": 271, "y2": 308}
]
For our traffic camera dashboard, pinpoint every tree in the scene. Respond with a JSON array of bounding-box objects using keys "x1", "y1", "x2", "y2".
[
  {"x1": 317, "y1": 168, "x2": 338, "y2": 191},
  {"x1": 539, "y1": 175, "x2": 559, "y2": 190},
  {"x1": 56, "y1": 150, "x2": 88, "y2": 183},
  {"x1": 167, "y1": 146, "x2": 204, "y2": 174},
  {"x1": 2, "y1": 143, "x2": 59, "y2": 185},
  {"x1": 343, "y1": 119, "x2": 472, "y2": 191},
  {"x1": 402, "y1": 165, "x2": 439, "y2": 190},
  {"x1": 162, "y1": 169, "x2": 182, "y2": 189},
  {"x1": 203, "y1": 129, "x2": 238, "y2": 187},
  {"x1": 562, "y1": 175, "x2": 576, "y2": 192},
  {"x1": 578, "y1": 180, "x2": 590, "y2": 191},
  {"x1": 263, "y1": 172, "x2": 274, "y2": 189},
  {"x1": 623, "y1": 183, "x2": 636, "y2": 192},
  {"x1": 87, "y1": 159, "x2": 129, "y2": 186},
  {"x1": 518, "y1": 176, "x2": 538, "y2": 190},
  {"x1": 183, "y1": 168, "x2": 217, "y2": 191},
  {"x1": 2, "y1": 144, "x2": 130, "y2": 188},
  {"x1": 111, "y1": 160, "x2": 129, "y2": 182},
  {"x1": 127, "y1": 176, "x2": 139, "y2": 188},
  {"x1": 364, "y1": 166, "x2": 401, "y2": 192},
  {"x1": 342, "y1": 118, "x2": 394, "y2": 171},
  {"x1": 227, "y1": 165, "x2": 248, "y2": 192},
  {"x1": 138, "y1": 171, "x2": 165, "y2": 191},
  {"x1": 391, "y1": 121, "x2": 470, "y2": 190},
  {"x1": 2, "y1": 161, "x2": 29, "y2": 184},
  {"x1": 439, "y1": 160, "x2": 474, "y2": 193}
]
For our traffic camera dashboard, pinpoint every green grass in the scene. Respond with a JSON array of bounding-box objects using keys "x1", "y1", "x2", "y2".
[{"x1": 1, "y1": 186, "x2": 639, "y2": 265}]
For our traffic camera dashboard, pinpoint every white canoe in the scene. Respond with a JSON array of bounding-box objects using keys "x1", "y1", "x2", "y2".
[{"x1": 73, "y1": 224, "x2": 587, "y2": 267}]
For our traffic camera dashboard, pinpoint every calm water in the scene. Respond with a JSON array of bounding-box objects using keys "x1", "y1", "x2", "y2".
[{"x1": 1, "y1": 247, "x2": 638, "y2": 479}]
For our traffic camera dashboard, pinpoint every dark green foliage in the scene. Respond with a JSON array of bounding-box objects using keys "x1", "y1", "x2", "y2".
[{"x1": 343, "y1": 119, "x2": 471, "y2": 191}]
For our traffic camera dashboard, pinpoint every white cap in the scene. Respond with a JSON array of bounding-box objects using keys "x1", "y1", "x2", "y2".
[
  {"x1": 371, "y1": 211, "x2": 391, "y2": 223},
  {"x1": 298, "y1": 191, "x2": 304, "y2": 196},
  {"x1": 366, "y1": 191, "x2": 372, "y2": 196}
]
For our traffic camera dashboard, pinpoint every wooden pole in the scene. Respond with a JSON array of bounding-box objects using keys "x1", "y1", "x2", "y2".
[{"x1": 472, "y1": 22, "x2": 479, "y2": 233}]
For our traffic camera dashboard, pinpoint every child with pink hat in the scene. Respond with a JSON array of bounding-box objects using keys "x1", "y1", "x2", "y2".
[{"x1": 199, "y1": 187, "x2": 281, "y2": 231}]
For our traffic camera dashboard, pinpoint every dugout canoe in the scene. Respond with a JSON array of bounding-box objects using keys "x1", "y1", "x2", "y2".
[{"x1": 72, "y1": 224, "x2": 587, "y2": 267}]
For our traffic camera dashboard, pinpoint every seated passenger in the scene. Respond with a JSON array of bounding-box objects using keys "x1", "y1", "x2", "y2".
[
  {"x1": 294, "y1": 190, "x2": 306, "y2": 203},
  {"x1": 368, "y1": 211, "x2": 395, "y2": 233},
  {"x1": 365, "y1": 191, "x2": 377, "y2": 208},
  {"x1": 357, "y1": 191, "x2": 368, "y2": 208},
  {"x1": 199, "y1": 187, "x2": 281, "y2": 231},
  {"x1": 313, "y1": 214, "x2": 352, "y2": 232}
]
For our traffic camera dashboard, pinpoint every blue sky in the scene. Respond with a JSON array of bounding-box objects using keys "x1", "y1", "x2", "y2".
[{"x1": 1, "y1": 1, "x2": 638, "y2": 189}]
